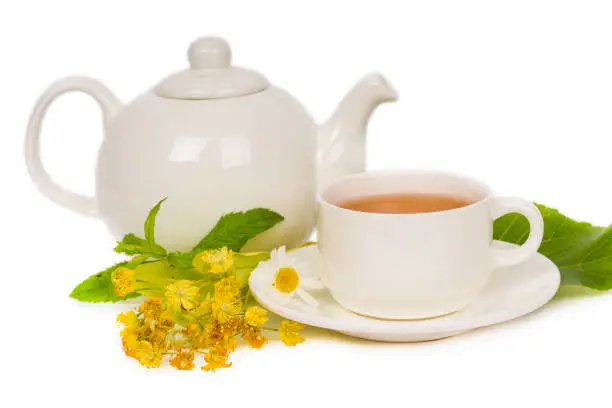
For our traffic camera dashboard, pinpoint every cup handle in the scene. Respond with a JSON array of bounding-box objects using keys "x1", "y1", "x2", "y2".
[{"x1": 489, "y1": 197, "x2": 544, "y2": 268}]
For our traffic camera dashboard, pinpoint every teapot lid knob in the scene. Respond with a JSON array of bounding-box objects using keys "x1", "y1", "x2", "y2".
[
  {"x1": 155, "y1": 36, "x2": 268, "y2": 100},
  {"x1": 188, "y1": 37, "x2": 231, "y2": 69}
]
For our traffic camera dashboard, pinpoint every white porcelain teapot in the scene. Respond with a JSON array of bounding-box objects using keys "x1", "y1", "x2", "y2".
[{"x1": 25, "y1": 37, "x2": 397, "y2": 251}]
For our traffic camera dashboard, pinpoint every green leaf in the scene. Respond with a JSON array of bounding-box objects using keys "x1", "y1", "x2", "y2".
[
  {"x1": 72, "y1": 207, "x2": 283, "y2": 303},
  {"x1": 114, "y1": 233, "x2": 166, "y2": 257},
  {"x1": 192, "y1": 208, "x2": 284, "y2": 252},
  {"x1": 167, "y1": 252, "x2": 195, "y2": 269},
  {"x1": 136, "y1": 260, "x2": 204, "y2": 281},
  {"x1": 144, "y1": 197, "x2": 167, "y2": 251},
  {"x1": 113, "y1": 233, "x2": 148, "y2": 255},
  {"x1": 167, "y1": 208, "x2": 282, "y2": 276},
  {"x1": 69, "y1": 263, "x2": 140, "y2": 303},
  {"x1": 113, "y1": 198, "x2": 168, "y2": 257},
  {"x1": 494, "y1": 204, "x2": 612, "y2": 290}
]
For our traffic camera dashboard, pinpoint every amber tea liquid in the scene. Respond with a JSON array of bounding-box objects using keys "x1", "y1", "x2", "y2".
[{"x1": 337, "y1": 193, "x2": 472, "y2": 214}]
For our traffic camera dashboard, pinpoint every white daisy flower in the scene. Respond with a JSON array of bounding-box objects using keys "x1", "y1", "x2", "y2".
[{"x1": 260, "y1": 245, "x2": 323, "y2": 307}]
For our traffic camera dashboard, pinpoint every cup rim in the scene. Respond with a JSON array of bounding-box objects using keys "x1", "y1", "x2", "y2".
[{"x1": 318, "y1": 169, "x2": 493, "y2": 217}]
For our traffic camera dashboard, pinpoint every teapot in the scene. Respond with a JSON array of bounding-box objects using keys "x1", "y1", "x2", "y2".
[{"x1": 25, "y1": 37, "x2": 397, "y2": 251}]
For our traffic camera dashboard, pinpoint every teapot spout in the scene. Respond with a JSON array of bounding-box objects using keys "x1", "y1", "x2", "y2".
[{"x1": 317, "y1": 73, "x2": 398, "y2": 190}]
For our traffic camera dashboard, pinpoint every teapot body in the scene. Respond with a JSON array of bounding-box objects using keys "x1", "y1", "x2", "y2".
[
  {"x1": 25, "y1": 37, "x2": 397, "y2": 251},
  {"x1": 97, "y1": 87, "x2": 317, "y2": 251}
]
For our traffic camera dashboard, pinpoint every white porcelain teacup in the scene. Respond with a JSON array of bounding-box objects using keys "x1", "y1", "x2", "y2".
[{"x1": 317, "y1": 170, "x2": 544, "y2": 320}]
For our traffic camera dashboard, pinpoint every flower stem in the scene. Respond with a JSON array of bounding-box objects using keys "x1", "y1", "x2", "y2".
[{"x1": 243, "y1": 289, "x2": 251, "y2": 311}]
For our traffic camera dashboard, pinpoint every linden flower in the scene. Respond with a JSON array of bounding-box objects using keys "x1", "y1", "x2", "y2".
[
  {"x1": 194, "y1": 247, "x2": 234, "y2": 274},
  {"x1": 169, "y1": 349, "x2": 195, "y2": 371},
  {"x1": 244, "y1": 306, "x2": 268, "y2": 327},
  {"x1": 111, "y1": 267, "x2": 136, "y2": 297},
  {"x1": 191, "y1": 332, "x2": 208, "y2": 350},
  {"x1": 150, "y1": 329, "x2": 169, "y2": 348},
  {"x1": 116, "y1": 310, "x2": 139, "y2": 333},
  {"x1": 279, "y1": 320, "x2": 305, "y2": 346},
  {"x1": 139, "y1": 298, "x2": 162, "y2": 322},
  {"x1": 213, "y1": 298, "x2": 242, "y2": 325},
  {"x1": 157, "y1": 311, "x2": 175, "y2": 330},
  {"x1": 202, "y1": 320, "x2": 238, "y2": 353},
  {"x1": 190, "y1": 299, "x2": 213, "y2": 321},
  {"x1": 165, "y1": 280, "x2": 199, "y2": 311},
  {"x1": 242, "y1": 326, "x2": 268, "y2": 349},
  {"x1": 261, "y1": 246, "x2": 322, "y2": 307},
  {"x1": 224, "y1": 335, "x2": 238, "y2": 353},
  {"x1": 182, "y1": 323, "x2": 202, "y2": 339},
  {"x1": 121, "y1": 332, "x2": 139, "y2": 358},
  {"x1": 214, "y1": 276, "x2": 241, "y2": 304},
  {"x1": 203, "y1": 321, "x2": 225, "y2": 347},
  {"x1": 202, "y1": 348, "x2": 232, "y2": 372},
  {"x1": 135, "y1": 341, "x2": 162, "y2": 368}
]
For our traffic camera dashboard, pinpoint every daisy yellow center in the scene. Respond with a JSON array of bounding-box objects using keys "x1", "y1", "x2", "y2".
[{"x1": 274, "y1": 267, "x2": 299, "y2": 294}]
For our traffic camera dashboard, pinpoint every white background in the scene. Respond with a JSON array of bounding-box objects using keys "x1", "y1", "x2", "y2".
[{"x1": 1, "y1": 1, "x2": 611, "y2": 407}]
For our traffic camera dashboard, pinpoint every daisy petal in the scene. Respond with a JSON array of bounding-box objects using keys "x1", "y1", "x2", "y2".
[
  {"x1": 270, "y1": 248, "x2": 279, "y2": 265},
  {"x1": 300, "y1": 277, "x2": 325, "y2": 290},
  {"x1": 296, "y1": 288, "x2": 319, "y2": 308}
]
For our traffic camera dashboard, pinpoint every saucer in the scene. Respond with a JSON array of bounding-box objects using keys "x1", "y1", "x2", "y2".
[{"x1": 249, "y1": 242, "x2": 561, "y2": 342}]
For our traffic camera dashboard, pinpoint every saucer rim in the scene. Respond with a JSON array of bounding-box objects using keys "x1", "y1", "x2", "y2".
[{"x1": 249, "y1": 241, "x2": 561, "y2": 336}]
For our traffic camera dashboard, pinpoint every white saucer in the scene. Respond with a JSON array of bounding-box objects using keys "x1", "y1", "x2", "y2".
[{"x1": 249, "y1": 242, "x2": 561, "y2": 342}]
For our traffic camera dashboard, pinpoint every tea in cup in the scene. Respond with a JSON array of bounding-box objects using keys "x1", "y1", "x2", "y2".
[{"x1": 317, "y1": 170, "x2": 544, "y2": 320}]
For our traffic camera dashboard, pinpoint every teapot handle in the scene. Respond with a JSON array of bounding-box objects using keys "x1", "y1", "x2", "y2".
[{"x1": 25, "y1": 76, "x2": 123, "y2": 217}]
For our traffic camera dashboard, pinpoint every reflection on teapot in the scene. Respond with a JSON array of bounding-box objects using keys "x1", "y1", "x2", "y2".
[{"x1": 25, "y1": 37, "x2": 398, "y2": 251}]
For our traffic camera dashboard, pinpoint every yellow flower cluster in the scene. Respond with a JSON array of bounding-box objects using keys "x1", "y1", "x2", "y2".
[
  {"x1": 114, "y1": 247, "x2": 306, "y2": 372},
  {"x1": 116, "y1": 299, "x2": 169, "y2": 368}
]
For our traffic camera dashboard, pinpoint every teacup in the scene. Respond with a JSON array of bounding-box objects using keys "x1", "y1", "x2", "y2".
[{"x1": 317, "y1": 170, "x2": 544, "y2": 320}]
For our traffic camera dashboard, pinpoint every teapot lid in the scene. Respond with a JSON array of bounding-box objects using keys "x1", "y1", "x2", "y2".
[{"x1": 155, "y1": 37, "x2": 268, "y2": 100}]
